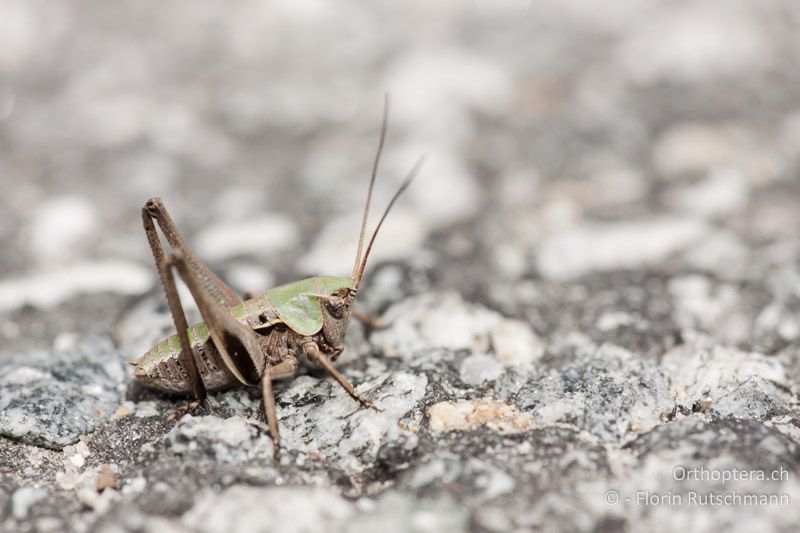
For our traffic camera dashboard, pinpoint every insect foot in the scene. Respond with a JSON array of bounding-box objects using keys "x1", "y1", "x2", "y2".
[
  {"x1": 166, "y1": 399, "x2": 206, "y2": 422},
  {"x1": 352, "y1": 394, "x2": 383, "y2": 412},
  {"x1": 362, "y1": 399, "x2": 383, "y2": 413}
]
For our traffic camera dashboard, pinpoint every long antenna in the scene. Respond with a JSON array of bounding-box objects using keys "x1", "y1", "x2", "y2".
[
  {"x1": 355, "y1": 156, "x2": 426, "y2": 290},
  {"x1": 352, "y1": 95, "x2": 389, "y2": 281}
]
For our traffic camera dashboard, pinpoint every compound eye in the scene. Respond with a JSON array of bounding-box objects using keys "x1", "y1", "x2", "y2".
[{"x1": 325, "y1": 299, "x2": 345, "y2": 320}]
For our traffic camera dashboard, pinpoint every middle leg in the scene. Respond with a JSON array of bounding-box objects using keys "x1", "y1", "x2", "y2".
[{"x1": 260, "y1": 355, "x2": 299, "y2": 459}]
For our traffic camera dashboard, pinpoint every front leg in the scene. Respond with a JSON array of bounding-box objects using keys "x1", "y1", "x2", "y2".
[{"x1": 303, "y1": 342, "x2": 381, "y2": 412}]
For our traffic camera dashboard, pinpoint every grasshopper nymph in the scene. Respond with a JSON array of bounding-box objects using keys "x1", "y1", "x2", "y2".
[{"x1": 130, "y1": 99, "x2": 423, "y2": 458}]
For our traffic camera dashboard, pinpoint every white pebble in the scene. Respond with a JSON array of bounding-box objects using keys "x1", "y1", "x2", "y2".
[
  {"x1": 12, "y1": 487, "x2": 47, "y2": 520},
  {"x1": 536, "y1": 218, "x2": 708, "y2": 280},
  {"x1": 385, "y1": 48, "x2": 513, "y2": 131},
  {"x1": 298, "y1": 209, "x2": 426, "y2": 277},
  {"x1": 490, "y1": 320, "x2": 544, "y2": 365},
  {"x1": 0, "y1": 260, "x2": 153, "y2": 313},
  {"x1": 225, "y1": 263, "x2": 274, "y2": 294},
  {"x1": 400, "y1": 149, "x2": 481, "y2": 227},
  {"x1": 133, "y1": 401, "x2": 159, "y2": 418},
  {"x1": 460, "y1": 354, "x2": 504, "y2": 386},
  {"x1": 618, "y1": 4, "x2": 771, "y2": 84},
  {"x1": 652, "y1": 122, "x2": 740, "y2": 177},
  {"x1": 0, "y1": 1, "x2": 37, "y2": 71},
  {"x1": 195, "y1": 214, "x2": 299, "y2": 261},
  {"x1": 28, "y1": 196, "x2": 97, "y2": 262},
  {"x1": 665, "y1": 169, "x2": 749, "y2": 218}
]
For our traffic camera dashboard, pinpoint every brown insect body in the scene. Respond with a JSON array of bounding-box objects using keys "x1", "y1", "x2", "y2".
[
  {"x1": 130, "y1": 97, "x2": 423, "y2": 458},
  {"x1": 133, "y1": 290, "x2": 353, "y2": 394}
]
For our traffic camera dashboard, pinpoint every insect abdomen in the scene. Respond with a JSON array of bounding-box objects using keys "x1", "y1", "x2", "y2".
[
  {"x1": 133, "y1": 295, "x2": 280, "y2": 393},
  {"x1": 134, "y1": 324, "x2": 229, "y2": 393}
]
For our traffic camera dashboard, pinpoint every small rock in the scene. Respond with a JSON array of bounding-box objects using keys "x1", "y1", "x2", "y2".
[
  {"x1": 69, "y1": 453, "x2": 85, "y2": 468},
  {"x1": 755, "y1": 301, "x2": 800, "y2": 347},
  {"x1": 0, "y1": 337, "x2": 127, "y2": 449},
  {"x1": 12, "y1": 487, "x2": 47, "y2": 520},
  {"x1": 710, "y1": 378, "x2": 789, "y2": 420},
  {"x1": 95, "y1": 464, "x2": 118, "y2": 492},
  {"x1": 33, "y1": 517, "x2": 63, "y2": 532},
  {"x1": 373, "y1": 292, "x2": 503, "y2": 356},
  {"x1": 471, "y1": 459, "x2": 516, "y2": 500},
  {"x1": 536, "y1": 218, "x2": 708, "y2": 280},
  {"x1": 653, "y1": 122, "x2": 765, "y2": 178},
  {"x1": 298, "y1": 209, "x2": 427, "y2": 277},
  {"x1": 385, "y1": 47, "x2": 513, "y2": 129},
  {"x1": 0, "y1": 260, "x2": 153, "y2": 313},
  {"x1": 668, "y1": 274, "x2": 740, "y2": 333},
  {"x1": 195, "y1": 214, "x2": 299, "y2": 261},
  {"x1": 77, "y1": 485, "x2": 120, "y2": 514},
  {"x1": 121, "y1": 476, "x2": 147, "y2": 496},
  {"x1": 75, "y1": 441, "x2": 91, "y2": 457},
  {"x1": 279, "y1": 372, "x2": 428, "y2": 473},
  {"x1": 56, "y1": 470, "x2": 79, "y2": 491},
  {"x1": 665, "y1": 168, "x2": 749, "y2": 219},
  {"x1": 595, "y1": 311, "x2": 636, "y2": 332},
  {"x1": 112, "y1": 402, "x2": 133, "y2": 419},
  {"x1": 489, "y1": 319, "x2": 544, "y2": 365},
  {"x1": 515, "y1": 344, "x2": 673, "y2": 441},
  {"x1": 225, "y1": 262, "x2": 274, "y2": 294},
  {"x1": 133, "y1": 401, "x2": 159, "y2": 418},
  {"x1": 27, "y1": 196, "x2": 97, "y2": 262},
  {"x1": 459, "y1": 354, "x2": 504, "y2": 386},
  {"x1": 401, "y1": 149, "x2": 482, "y2": 227},
  {"x1": 662, "y1": 340, "x2": 790, "y2": 414},
  {"x1": 618, "y1": 4, "x2": 771, "y2": 83},
  {"x1": 681, "y1": 229, "x2": 748, "y2": 279},
  {"x1": 346, "y1": 491, "x2": 467, "y2": 533},
  {"x1": 166, "y1": 415, "x2": 273, "y2": 463},
  {"x1": 652, "y1": 122, "x2": 749, "y2": 177},
  {"x1": 428, "y1": 399, "x2": 533, "y2": 433},
  {"x1": 183, "y1": 485, "x2": 355, "y2": 533}
]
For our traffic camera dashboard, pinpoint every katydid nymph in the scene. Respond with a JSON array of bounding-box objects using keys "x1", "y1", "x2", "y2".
[{"x1": 130, "y1": 102, "x2": 423, "y2": 458}]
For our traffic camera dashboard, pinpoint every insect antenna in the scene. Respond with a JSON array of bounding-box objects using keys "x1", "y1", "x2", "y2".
[
  {"x1": 354, "y1": 155, "x2": 426, "y2": 290},
  {"x1": 352, "y1": 95, "x2": 389, "y2": 282}
]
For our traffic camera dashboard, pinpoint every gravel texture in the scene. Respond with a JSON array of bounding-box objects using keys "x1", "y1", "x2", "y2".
[{"x1": 2, "y1": 1, "x2": 800, "y2": 532}]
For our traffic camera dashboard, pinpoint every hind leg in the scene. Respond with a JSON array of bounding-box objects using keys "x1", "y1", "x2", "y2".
[
  {"x1": 143, "y1": 197, "x2": 240, "y2": 308},
  {"x1": 142, "y1": 210, "x2": 208, "y2": 404}
]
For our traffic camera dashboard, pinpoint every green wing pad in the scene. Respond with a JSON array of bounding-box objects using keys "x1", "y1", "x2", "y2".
[
  {"x1": 266, "y1": 276, "x2": 352, "y2": 336},
  {"x1": 316, "y1": 276, "x2": 353, "y2": 296}
]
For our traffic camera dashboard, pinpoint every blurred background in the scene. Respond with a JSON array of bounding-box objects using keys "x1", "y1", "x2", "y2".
[{"x1": 1, "y1": 0, "x2": 799, "y2": 357}]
